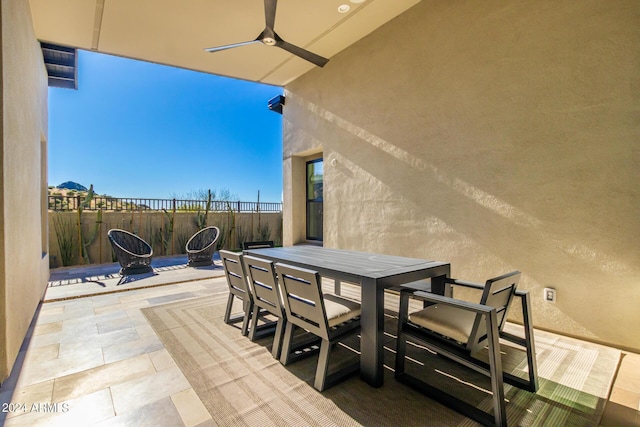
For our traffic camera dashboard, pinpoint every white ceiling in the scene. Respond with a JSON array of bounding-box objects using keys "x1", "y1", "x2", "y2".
[{"x1": 29, "y1": 0, "x2": 421, "y2": 86}]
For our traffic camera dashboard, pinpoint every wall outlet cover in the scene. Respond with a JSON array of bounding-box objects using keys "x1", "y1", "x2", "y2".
[{"x1": 543, "y1": 287, "x2": 556, "y2": 303}]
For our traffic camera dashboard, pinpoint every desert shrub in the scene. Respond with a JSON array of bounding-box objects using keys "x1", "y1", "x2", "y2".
[
  {"x1": 174, "y1": 226, "x2": 191, "y2": 254},
  {"x1": 52, "y1": 213, "x2": 77, "y2": 266},
  {"x1": 235, "y1": 224, "x2": 250, "y2": 250},
  {"x1": 217, "y1": 222, "x2": 228, "y2": 250},
  {"x1": 256, "y1": 222, "x2": 271, "y2": 241}
]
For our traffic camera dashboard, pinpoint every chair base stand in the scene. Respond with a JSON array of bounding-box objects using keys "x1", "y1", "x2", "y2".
[
  {"x1": 249, "y1": 321, "x2": 278, "y2": 340},
  {"x1": 280, "y1": 328, "x2": 323, "y2": 366},
  {"x1": 319, "y1": 359, "x2": 359, "y2": 392},
  {"x1": 187, "y1": 259, "x2": 214, "y2": 267},
  {"x1": 225, "y1": 311, "x2": 250, "y2": 336},
  {"x1": 120, "y1": 265, "x2": 153, "y2": 275}
]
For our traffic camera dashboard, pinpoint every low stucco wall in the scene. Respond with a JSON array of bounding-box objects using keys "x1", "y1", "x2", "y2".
[
  {"x1": 1, "y1": 0, "x2": 50, "y2": 382},
  {"x1": 283, "y1": 0, "x2": 640, "y2": 351},
  {"x1": 48, "y1": 211, "x2": 282, "y2": 268}
]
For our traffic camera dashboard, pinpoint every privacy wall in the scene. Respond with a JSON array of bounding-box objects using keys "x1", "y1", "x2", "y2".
[
  {"x1": 283, "y1": 0, "x2": 640, "y2": 351},
  {"x1": 48, "y1": 211, "x2": 283, "y2": 268}
]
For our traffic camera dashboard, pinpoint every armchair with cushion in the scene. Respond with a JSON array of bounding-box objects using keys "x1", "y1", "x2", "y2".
[{"x1": 395, "y1": 271, "x2": 538, "y2": 427}]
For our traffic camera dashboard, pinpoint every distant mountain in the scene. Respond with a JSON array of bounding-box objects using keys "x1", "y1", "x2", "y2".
[{"x1": 56, "y1": 181, "x2": 88, "y2": 192}]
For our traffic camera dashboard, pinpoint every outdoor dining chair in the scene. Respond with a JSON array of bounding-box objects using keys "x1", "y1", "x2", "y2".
[
  {"x1": 107, "y1": 229, "x2": 153, "y2": 280},
  {"x1": 242, "y1": 240, "x2": 274, "y2": 250},
  {"x1": 276, "y1": 263, "x2": 361, "y2": 392},
  {"x1": 219, "y1": 250, "x2": 253, "y2": 336},
  {"x1": 243, "y1": 255, "x2": 286, "y2": 358},
  {"x1": 186, "y1": 226, "x2": 220, "y2": 267},
  {"x1": 394, "y1": 271, "x2": 538, "y2": 427}
]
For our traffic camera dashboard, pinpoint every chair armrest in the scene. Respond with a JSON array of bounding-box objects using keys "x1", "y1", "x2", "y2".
[
  {"x1": 406, "y1": 290, "x2": 496, "y2": 316},
  {"x1": 443, "y1": 278, "x2": 485, "y2": 291}
]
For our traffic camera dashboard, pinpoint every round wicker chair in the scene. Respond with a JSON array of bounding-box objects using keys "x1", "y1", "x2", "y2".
[
  {"x1": 186, "y1": 226, "x2": 220, "y2": 267},
  {"x1": 107, "y1": 229, "x2": 153, "y2": 276}
]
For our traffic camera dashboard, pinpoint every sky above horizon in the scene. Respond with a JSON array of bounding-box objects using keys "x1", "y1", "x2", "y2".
[{"x1": 48, "y1": 50, "x2": 284, "y2": 203}]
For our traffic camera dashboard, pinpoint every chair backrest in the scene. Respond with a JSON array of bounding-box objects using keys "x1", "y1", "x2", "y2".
[
  {"x1": 107, "y1": 229, "x2": 152, "y2": 256},
  {"x1": 242, "y1": 241, "x2": 275, "y2": 250},
  {"x1": 219, "y1": 250, "x2": 250, "y2": 298},
  {"x1": 467, "y1": 271, "x2": 521, "y2": 353},
  {"x1": 244, "y1": 255, "x2": 282, "y2": 316},
  {"x1": 276, "y1": 263, "x2": 329, "y2": 340},
  {"x1": 186, "y1": 226, "x2": 220, "y2": 252}
]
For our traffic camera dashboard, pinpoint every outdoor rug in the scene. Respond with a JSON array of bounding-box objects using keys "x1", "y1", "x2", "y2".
[{"x1": 142, "y1": 294, "x2": 621, "y2": 426}]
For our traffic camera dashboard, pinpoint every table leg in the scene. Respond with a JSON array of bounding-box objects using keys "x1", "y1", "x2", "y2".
[
  {"x1": 430, "y1": 271, "x2": 452, "y2": 297},
  {"x1": 360, "y1": 277, "x2": 384, "y2": 387}
]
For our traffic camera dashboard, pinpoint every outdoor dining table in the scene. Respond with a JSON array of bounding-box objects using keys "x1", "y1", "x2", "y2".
[{"x1": 243, "y1": 245, "x2": 451, "y2": 387}]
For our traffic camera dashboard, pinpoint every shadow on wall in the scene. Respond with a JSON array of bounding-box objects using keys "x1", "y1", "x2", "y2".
[{"x1": 285, "y1": 92, "x2": 639, "y2": 348}]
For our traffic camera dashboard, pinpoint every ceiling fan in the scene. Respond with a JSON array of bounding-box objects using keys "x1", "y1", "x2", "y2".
[{"x1": 204, "y1": 0, "x2": 329, "y2": 67}]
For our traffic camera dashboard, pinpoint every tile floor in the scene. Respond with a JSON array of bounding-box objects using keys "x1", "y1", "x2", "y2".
[
  {"x1": 1, "y1": 276, "x2": 223, "y2": 427},
  {"x1": 0, "y1": 267, "x2": 639, "y2": 426}
]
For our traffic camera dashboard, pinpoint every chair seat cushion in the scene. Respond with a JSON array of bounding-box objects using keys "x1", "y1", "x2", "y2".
[
  {"x1": 409, "y1": 304, "x2": 476, "y2": 344},
  {"x1": 323, "y1": 294, "x2": 361, "y2": 327}
]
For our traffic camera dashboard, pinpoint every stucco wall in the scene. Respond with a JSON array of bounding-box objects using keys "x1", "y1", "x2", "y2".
[
  {"x1": 283, "y1": 0, "x2": 640, "y2": 351},
  {"x1": 0, "y1": 0, "x2": 49, "y2": 382}
]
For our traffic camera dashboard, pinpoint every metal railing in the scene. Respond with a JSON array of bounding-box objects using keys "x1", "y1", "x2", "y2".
[{"x1": 47, "y1": 195, "x2": 282, "y2": 213}]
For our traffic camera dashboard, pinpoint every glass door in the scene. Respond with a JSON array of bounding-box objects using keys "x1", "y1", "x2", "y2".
[{"x1": 306, "y1": 159, "x2": 323, "y2": 241}]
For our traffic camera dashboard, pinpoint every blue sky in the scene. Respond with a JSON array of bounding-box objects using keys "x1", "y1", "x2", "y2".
[{"x1": 48, "y1": 50, "x2": 284, "y2": 202}]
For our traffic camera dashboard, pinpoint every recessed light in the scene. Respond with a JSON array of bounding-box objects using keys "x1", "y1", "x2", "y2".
[
  {"x1": 350, "y1": 0, "x2": 366, "y2": 3},
  {"x1": 338, "y1": 4, "x2": 350, "y2": 13}
]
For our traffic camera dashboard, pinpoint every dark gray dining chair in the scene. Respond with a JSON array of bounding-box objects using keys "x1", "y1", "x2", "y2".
[
  {"x1": 242, "y1": 240, "x2": 275, "y2": 250},
  {"x1": 243, "y1": 255, "x2": 286, "y2": 358},
  {"x1": 219, "y1": 250, "x2": 253, "y2": 336},
  {"x1": 276, "y1": 263, "x2": 361, "y2": 391},
  {"x1": 395, "y1": 271, "x2": 538, "y2": 427}
]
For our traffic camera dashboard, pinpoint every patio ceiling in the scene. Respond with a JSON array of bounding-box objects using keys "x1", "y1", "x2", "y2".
[{"x1": 29, "y1": 0, "x2": 421, "y2": 86}]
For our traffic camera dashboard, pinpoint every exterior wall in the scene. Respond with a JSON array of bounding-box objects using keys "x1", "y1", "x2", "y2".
[
  {"x1": 0, "y1": 0, "x2": 49, "y2": 382},
  {"x1": 283, "y1": 0, "x2": 640, "y2": 351},
  {"x1": 48, "y1": 211, "x2": 283, "y2": 267}
]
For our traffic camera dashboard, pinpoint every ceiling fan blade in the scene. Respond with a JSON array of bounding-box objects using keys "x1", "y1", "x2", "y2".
[
  {"x1": 275, "y1": 39, "x2": 329, "y2": 67},
  {"x1": 204, "y1": 1, "x2": 329, "y2": 68},
  {"x1": 204, "y1": 39, "x2": 261, "y2": 53},
  {"x1": 264, "y1": 0, "x2": 277, "y2": 30}
]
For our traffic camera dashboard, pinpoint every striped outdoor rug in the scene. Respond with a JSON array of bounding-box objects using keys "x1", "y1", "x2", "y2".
[{"x1": 142, "y1": 294, "x2": 620, "y2": 426}]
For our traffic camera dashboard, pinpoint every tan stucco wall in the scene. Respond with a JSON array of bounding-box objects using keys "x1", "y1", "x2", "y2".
[
  {"x1": 0, "y1": 0, "x2": 49, "y2": 382},
  {"x1": 283, "y1": 0, "x2": 640, "y2": 351},
  {"x1": 48, "y1": 211, "x2": 283, "y2": 267}
]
